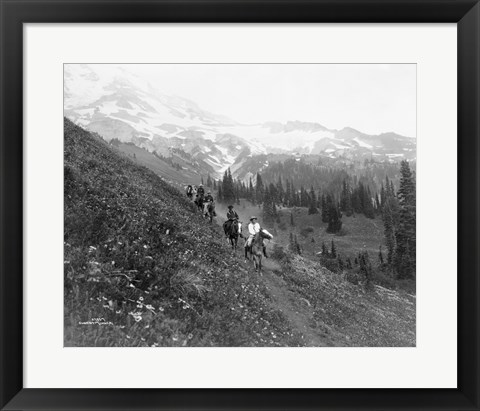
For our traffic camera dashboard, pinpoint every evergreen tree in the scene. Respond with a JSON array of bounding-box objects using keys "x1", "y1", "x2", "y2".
[
  {"x1": 321, "y1": 194, "x2": 329, "y2": 223},
  {"x1": 255, "y1": 173, "x2": 264, "y2": 204},
  {"x1": 359, "y1": 251, "x2": 372, "y2": 285},
  {"x1": 380, "y1": 183, "x2": 386, "y2": 208},
  {"x1": 285, "y1": 179, "x2": 292, "y2": 207},
  {"x1": 222, "y1": 169, "x2": 235, "y2": 203},
  {"x1": 235, "y1": 182, "x2": 240, "y2": 203},
  {"x1": 363, "y1": 186, "x2": 375, "y2": 219},
  {"x1": 374, "y1": 192, "x2": 381, "y2": 214},
  {"x1": 378, "y1": 245, "x2": 384, "y2": 265},
  {"x1": 300, "y1": 186, "x2": 309, "y2": 207},
  {"x1": 394, "y1": 160, "x2": 416, "y2": 279},
  {"x1": 340, "y1": 179, "x2": 353, "y2": 216},
  {"x1": 383, "y1": 196, "x2": 399, "y2": 266},
  {"x1": 385, "y1": 176, "x2": 392, "y2": 197},
  {"x1": 351, "y1": 186, "x2": 362, "y2": 214},
  {"x1": 249, "y1": 177, "x2": 255, "y2": 204},
  {"x1": 295, "y1": 235, "x2": 302, "y2": 255},
  {"x1": 262, "y1": 187, "x2": 274, "y2": 223},
  {"x1": 218, "y1": 184, "x2": 223, "y2": 202},
  {"x1": 268, "y1": 182, "x2": 278, "y2": 207},
  {"x1": 321, "y1": 241, "x2": 328, "y2": 256},
  {"x1": 327, "y1": 198, "x2": 342, "y2": 234},
  {"x1": 276, "y1": 176, "x2": 284, "y2": 205},
  {"x1": 330, "y1": 239, "x2": 337, "y2": 258},
  {"x1": 308, "y1": 186, "x2": 318, "y2": 214},
  {"x1": 291, "y1": 183, "x2": 297, "y2": 207}
]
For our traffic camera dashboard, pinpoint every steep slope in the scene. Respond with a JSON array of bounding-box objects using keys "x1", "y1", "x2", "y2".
[
  {"x1": 270, "y1": 254, "x2": 415, "y2": 346},
  {"x1": 64, "y1": 118, "x2": 301, "y2": 347}
]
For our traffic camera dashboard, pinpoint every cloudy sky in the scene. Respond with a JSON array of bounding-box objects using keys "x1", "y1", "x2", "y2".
[{"x1": 99, "y1": 64, "x2": 416, "y2": 137}]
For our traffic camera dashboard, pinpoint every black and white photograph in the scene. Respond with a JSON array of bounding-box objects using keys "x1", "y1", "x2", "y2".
[{"x1": 64, "y1": 63, "x2": 416, "y2": 347}]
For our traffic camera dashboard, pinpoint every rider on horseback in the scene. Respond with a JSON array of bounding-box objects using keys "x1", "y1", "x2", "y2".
[
  {"x1": 223, "y1": 205, "x2": 239, "y2": 238},
  {"x1": 203, "y1": 191, "x2": 216, "y2": 217},
  {"x1": 245, "y1": 216, "x2": 268, "y2": 258},
  {"x1": 227, "y1": 205, "x2": 239, "y2": 221},
  {"x1": 196, "y1": 184, "x2": 205, "y2": 198},
  {"x1": 204, "y1": 191, "x2": 214, "y2": 203}
]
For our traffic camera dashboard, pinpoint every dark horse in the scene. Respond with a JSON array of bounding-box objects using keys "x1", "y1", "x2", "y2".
[
  {"x1": 223, "y1": 220, "x2": 243, "y2": 252},
  {"x1": 203, "y1": 201, "x2": 215, "y2": 223},
  {"x1": 194, "y1": 194, "x2": 204, "y2": 212},
  {"x1": 245, "y1": 229, "x2": 273, "y2": 272}
]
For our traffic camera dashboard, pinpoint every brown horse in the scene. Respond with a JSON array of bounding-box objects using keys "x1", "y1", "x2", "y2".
[
  {"x1": 223, "y1": 220, "x2": 243, "y2": 252},
  {"x1": 245, "y1": 229, "x2": 273, "y2": 272}
]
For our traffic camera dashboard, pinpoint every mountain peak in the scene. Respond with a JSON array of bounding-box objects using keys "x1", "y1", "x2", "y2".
[{"x1": 65, "y1": 64, "x2": 416, "y2": 175}]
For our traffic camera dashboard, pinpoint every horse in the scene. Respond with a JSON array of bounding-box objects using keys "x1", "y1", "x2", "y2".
[
  {"x1": 203, "y1": 201, "x2": 215, "y2": 223},
  {"x1": 245, "y1": 229, "x2": 273, "y2": 272},
  {"x1": 223, "y1": 220, "x2": 243, "y2": 252},
  {"x1": 194, "y1": 195, "x2": 204, "y2": 212},
  {"x1": 186, "y1": 185, "x2": 194, "y2": 200}
]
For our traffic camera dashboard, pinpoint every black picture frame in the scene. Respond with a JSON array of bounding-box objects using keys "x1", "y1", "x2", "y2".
[{"x1": 1, "y1": 1, "x2": 479, "y2": 410}]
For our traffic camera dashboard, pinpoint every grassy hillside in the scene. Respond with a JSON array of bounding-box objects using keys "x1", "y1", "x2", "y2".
[
  {"x1": 64, "y1": 118, "x2": 415, "y2": 347},
  {"x1": 64, "y1": 118, "x2": 302, "y2": 347},
  {"x1": 269, "y1": 253, "x2": 415, "y2": 346}
]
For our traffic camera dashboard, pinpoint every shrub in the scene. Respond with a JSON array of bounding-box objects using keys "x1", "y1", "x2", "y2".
[
  {"x1": 319, "y1": 256, "x2": 340, "y2": 273},
  {"x1": 170, "y1": 269, "x2": 209, "y2": 298},
  {"x1": 371, "y1": 270, "x2": 396, "y2": 290},
  {"x1": 272, "y1": 244, "x2": 289, "y2": 262},
  {"x1": 345, "y1": 271, "x2": 361, "y2": 285},
  {"x1": 299, "y1": 226, "x2": 314, "y2": 237}
]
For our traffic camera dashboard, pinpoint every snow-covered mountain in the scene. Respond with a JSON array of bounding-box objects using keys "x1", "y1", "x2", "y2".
[
  {"x1": 64, "y1": 64, "x2": 268, "y2": 176},
  {"x1": 64, "y1": 65, "x2": 416, "y2": 178}
]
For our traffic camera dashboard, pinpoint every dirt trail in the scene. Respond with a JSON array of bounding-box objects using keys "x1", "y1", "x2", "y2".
[
  {"x1": 212, "y1": 203, "x2": 329, "y2": 346},
  {"x1": 259, "y1": 259, "x2": 332, "y2": 346}
]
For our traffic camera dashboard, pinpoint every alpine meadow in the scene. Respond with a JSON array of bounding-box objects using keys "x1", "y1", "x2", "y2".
[{"x1": 64, "y1": 64, "x2": 416, "y2": 347}]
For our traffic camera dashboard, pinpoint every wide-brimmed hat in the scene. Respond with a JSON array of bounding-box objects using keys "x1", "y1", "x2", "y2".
[
  {"x1": 250, "y1": 216, "x2": 257, "y2": 221},
  {"x1": 228, "y1": 205, "x2": 234, "y2": 209}
]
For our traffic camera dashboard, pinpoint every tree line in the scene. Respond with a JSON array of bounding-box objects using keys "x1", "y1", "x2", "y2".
[{"x1": 211, "y1": 159, "x2": 415, "y2": 280}]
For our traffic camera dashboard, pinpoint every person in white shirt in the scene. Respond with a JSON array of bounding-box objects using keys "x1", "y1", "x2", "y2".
[
  {"x1": 248, "y1": 216, "x2": 261, "y2": 236},
  {"x1": 245, "y1": 216, "x2": 268, "y2": 257}
]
